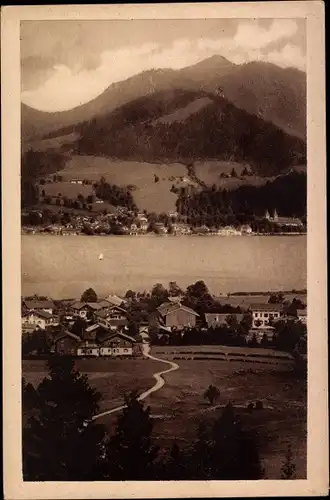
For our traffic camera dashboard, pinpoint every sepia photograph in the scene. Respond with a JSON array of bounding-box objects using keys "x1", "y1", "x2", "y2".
[{"x1": 2, "y1": 2, "x2": 328, "y2": 498}]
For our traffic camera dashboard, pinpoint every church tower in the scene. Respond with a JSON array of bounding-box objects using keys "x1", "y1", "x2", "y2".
[
  {"x1": 265, "y1": 210, "x2": 270, "y2": 220},
  {"x1": 273, "y1": 209, "x2": 278, "y2": 221}
]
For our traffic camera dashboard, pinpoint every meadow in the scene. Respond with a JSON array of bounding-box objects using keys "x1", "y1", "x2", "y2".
[
  {"x1": 22, "y1": 351, "x2": 306, "y2": 479},
  {"x1": 45, "y1": 155, "x2": 280, "y2": 213}
]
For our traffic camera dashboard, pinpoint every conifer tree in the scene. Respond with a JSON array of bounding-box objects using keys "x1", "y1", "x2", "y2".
[
  {"x1": 106, "y1": 391, "x2": 159, "y2": 480},
  {"x1": 23, "y1": 355, "x2": 106, "y2": 480}
]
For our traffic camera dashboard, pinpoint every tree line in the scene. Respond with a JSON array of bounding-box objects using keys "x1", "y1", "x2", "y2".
[
  {"x1": 75, "y1": 89, "x2": 306, "y2": 176},
  {"x1": 175, "y1": 171, "x2": 306, "y2": 228}
]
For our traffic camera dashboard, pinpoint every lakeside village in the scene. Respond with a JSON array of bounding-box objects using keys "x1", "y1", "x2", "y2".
[
  {"x1": 22, "y1": 282, "x2": 307, "y2": 361},
  {"x1": 22, "y1": 207, "x2": 305, "y2": 237}
]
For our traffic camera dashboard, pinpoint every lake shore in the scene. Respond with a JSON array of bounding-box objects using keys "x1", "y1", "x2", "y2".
[{"x1": 21, "y1": 229, "x2": 307, "y2": 237}]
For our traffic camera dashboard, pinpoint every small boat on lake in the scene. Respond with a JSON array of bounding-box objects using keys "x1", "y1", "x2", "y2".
[{"x1": 99, "y1": 253, "x2": 104, "y2": 260}]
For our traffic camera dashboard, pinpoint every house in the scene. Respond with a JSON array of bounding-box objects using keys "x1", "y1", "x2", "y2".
[
  {"x1": 128, "y1": 223, "x2": 139, "y2": 235},
  {"x1": 171, "y1": 223, "x2": 192, "y2": 235},
  {"x1": 138, "y1": 326, "x2": 150, "y2": 343},
  {"x1": 23, "y1": 299, "x2": 55, "y2": 315},
  {"x1": 105, "y1": 295, "x2": 127, "y2": 307},
  {"x1": 205, "y1": 313, "x2": 244, "y2": 329},
  {"x1": 53, "y1": 330, "x2": 81, "y2": 356},
  {"x1": 98, "y1": 331, "x2": 136, "y2": 357},
  {"x1": 77, "y1": 324, "x2": 100, "y2": 356},
  {"x1": 265, "y1": 210, "x2": 303, "y2": 228},
  {"x1": 71, "y1": 301, "x2": 102, "y2": 319},
  {"x1": 251, "y1": 303, "x2": 283, "y2": 328},
  {"x1": 240, "y1": 224, "x2": 253, "y2": 234},
  {"x1": 70, "y1": 179, "x2": 83, "y2": 185},
  {"x1": 249, "y1": 303, "x2": 283, "y2": 341},
  {"x1": 157, "y1": 302, "x2": 199, "y2": 330},
  {"x1": 22, "y1": 310, "x2": 59, "y2": 331},
  {"x1": 94, "y1": 306, "x2": 128, "y2": 330},
  {"x1": 297, "y1": 309, "x2": 307, "y2": 324}
]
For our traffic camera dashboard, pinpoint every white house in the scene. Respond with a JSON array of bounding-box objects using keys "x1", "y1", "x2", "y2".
[
  {"x1": 22, "y1": 310, "x2": 59, "y2": 331},
  {"x1": 23, "y1": 299, "x2": 55, "y2": 315},
  {"x1": 249, "y1": 303, "x2": 283, "y2": 341}
]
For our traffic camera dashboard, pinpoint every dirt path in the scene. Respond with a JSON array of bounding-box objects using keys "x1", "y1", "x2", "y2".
[{"x1": 92, "y1": 344, "x2": 179, "y2": 421}]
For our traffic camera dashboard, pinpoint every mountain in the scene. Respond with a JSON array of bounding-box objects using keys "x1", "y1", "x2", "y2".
[
  {"x1": 47, "y1": 88, "x2": 305, "y2": 176},
  {"x1": 22, "y1": 57, "x2": 306, "y2": 141}
]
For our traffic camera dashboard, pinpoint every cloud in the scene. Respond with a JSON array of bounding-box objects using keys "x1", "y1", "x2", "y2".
[
  {"x1": 234, "y1": 19, "x2": 298, "y2": 50},
  {"x1": 21, "y1": 20, "x2": 305, "y2": 112},
  {"x1": 266, "y1": 44, "x2": 306, "y2": 71}
]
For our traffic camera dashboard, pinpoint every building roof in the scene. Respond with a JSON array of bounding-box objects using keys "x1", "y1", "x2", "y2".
[
  {"x1": 54, "y1": 330, "x2": 81, "y2": 343},
  {"x1": 71, "y1": 301, "x2": 101, "y2": 311},
  {"x1": 162, "y1": 303, "x2": 199, "y2": 317},
  {"x1": 24, "y1": 299, "x2": 55, "y2": 310},
  {"x1": 105, "y1": 295, "x2": 127, "y2": 306},
  {"x1": 94, "y1": 308, "x2": 127, "y2": 319},
  {"x1": 85, "y1": 323, "x2": 102, "y2": 333},
  {"x1": 205, "y1": 313, "x2": 244, "y2": 327},
  {"x1": 251, "y1": 303, "x2": 283, "y2": 312},
  {"x1": 98, "y1": 331, "x2": 136, "y2": 344},
  {"x1": 157, "y1": 301, "x2": 174, "y2": 315},
  {"x1": 297, "y1": 309, "x2": 307, "y2": 316},
  {"x1": 23, "y1": 309, "x2": 53, "y2": 319}
]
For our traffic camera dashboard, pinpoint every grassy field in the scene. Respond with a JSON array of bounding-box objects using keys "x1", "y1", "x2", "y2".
[
  {"x1": 216, "y1": 293, "x2": 307, "y2": 308},
  {"x1": 22, "y1": 353, "x2": 306, "y2": 479},
  {"x1": 55, "y1": 156, "x2": 189, "y2": 213},
  {"x1": 144, "y1": 360, "x2": 306, "y2": 479},
  {"x1": 22, "y1": 358, "x2": 165, "y2": 413},
  {"x1": 42, "y1": 181, "x2": 93, "y2": 199},
  {"x1": 194, "y1": 160, "x2": 274, "y2": 189}
]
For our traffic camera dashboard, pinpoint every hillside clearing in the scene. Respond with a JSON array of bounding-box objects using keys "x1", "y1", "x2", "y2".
[
  {"x1": 194, "y1": 160, "x2": 275, "y2": 188},
  {"x1": 56, "y1": 156, "x2": 189, "y2": 212}
]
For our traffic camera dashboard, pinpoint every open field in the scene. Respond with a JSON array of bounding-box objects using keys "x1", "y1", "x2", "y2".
[
  {"x1": 27, "y1": 132, "x2": 79, "y2": 153},
  {"x1": 146, "y1": 360, "x2": 306, "y2": 478},
  {"x1": 22, "y1": 355, "x2": 306, "y2": 479},
  {"x1": 216, "y1": 293, "x2": 307, "y2": 308},
  {"x1": 42, "y1": 181, "x2": 93, "y2": 199},
  {"x1": 55, "y1": 156, "x2": 189, "y2": 213},
  {"x1": 22, "y1": 358, "x2": 165, "y2": 413},
  {"x1": 151, "y1": 345, "x2": 294, "y2": 364},
  {"x1": 193, "y1": 160, "x2": 274, "y2": 188}
]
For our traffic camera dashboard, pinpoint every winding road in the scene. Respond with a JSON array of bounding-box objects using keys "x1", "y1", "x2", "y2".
[{"x1": 92, "y1": 344, "x2": 179, "y2": 421}]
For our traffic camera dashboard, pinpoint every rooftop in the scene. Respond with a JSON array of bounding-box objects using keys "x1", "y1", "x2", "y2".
[
  {"x1": 251, "y1": 303, "x2": 283, "y2": 312},
  {"x1": 24, "y1": 299, "x2": 55, "y2": 310}
]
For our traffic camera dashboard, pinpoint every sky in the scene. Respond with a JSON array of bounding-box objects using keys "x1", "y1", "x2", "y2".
[{"x1": 21, "y1": 18, "x2": 306, "y2": 112}]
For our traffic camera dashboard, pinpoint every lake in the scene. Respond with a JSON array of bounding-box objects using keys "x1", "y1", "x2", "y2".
[{"x1": 21, "y1": 235, "x2": 307, "y2": 299}]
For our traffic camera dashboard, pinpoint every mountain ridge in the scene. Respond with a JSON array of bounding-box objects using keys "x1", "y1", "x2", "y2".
[
  {"x1": 56, "y1": 88, "x2": 306, "y2": 177},
  {"x1": 22, "y1": 57, "x2": 306, "y2": 141}
]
